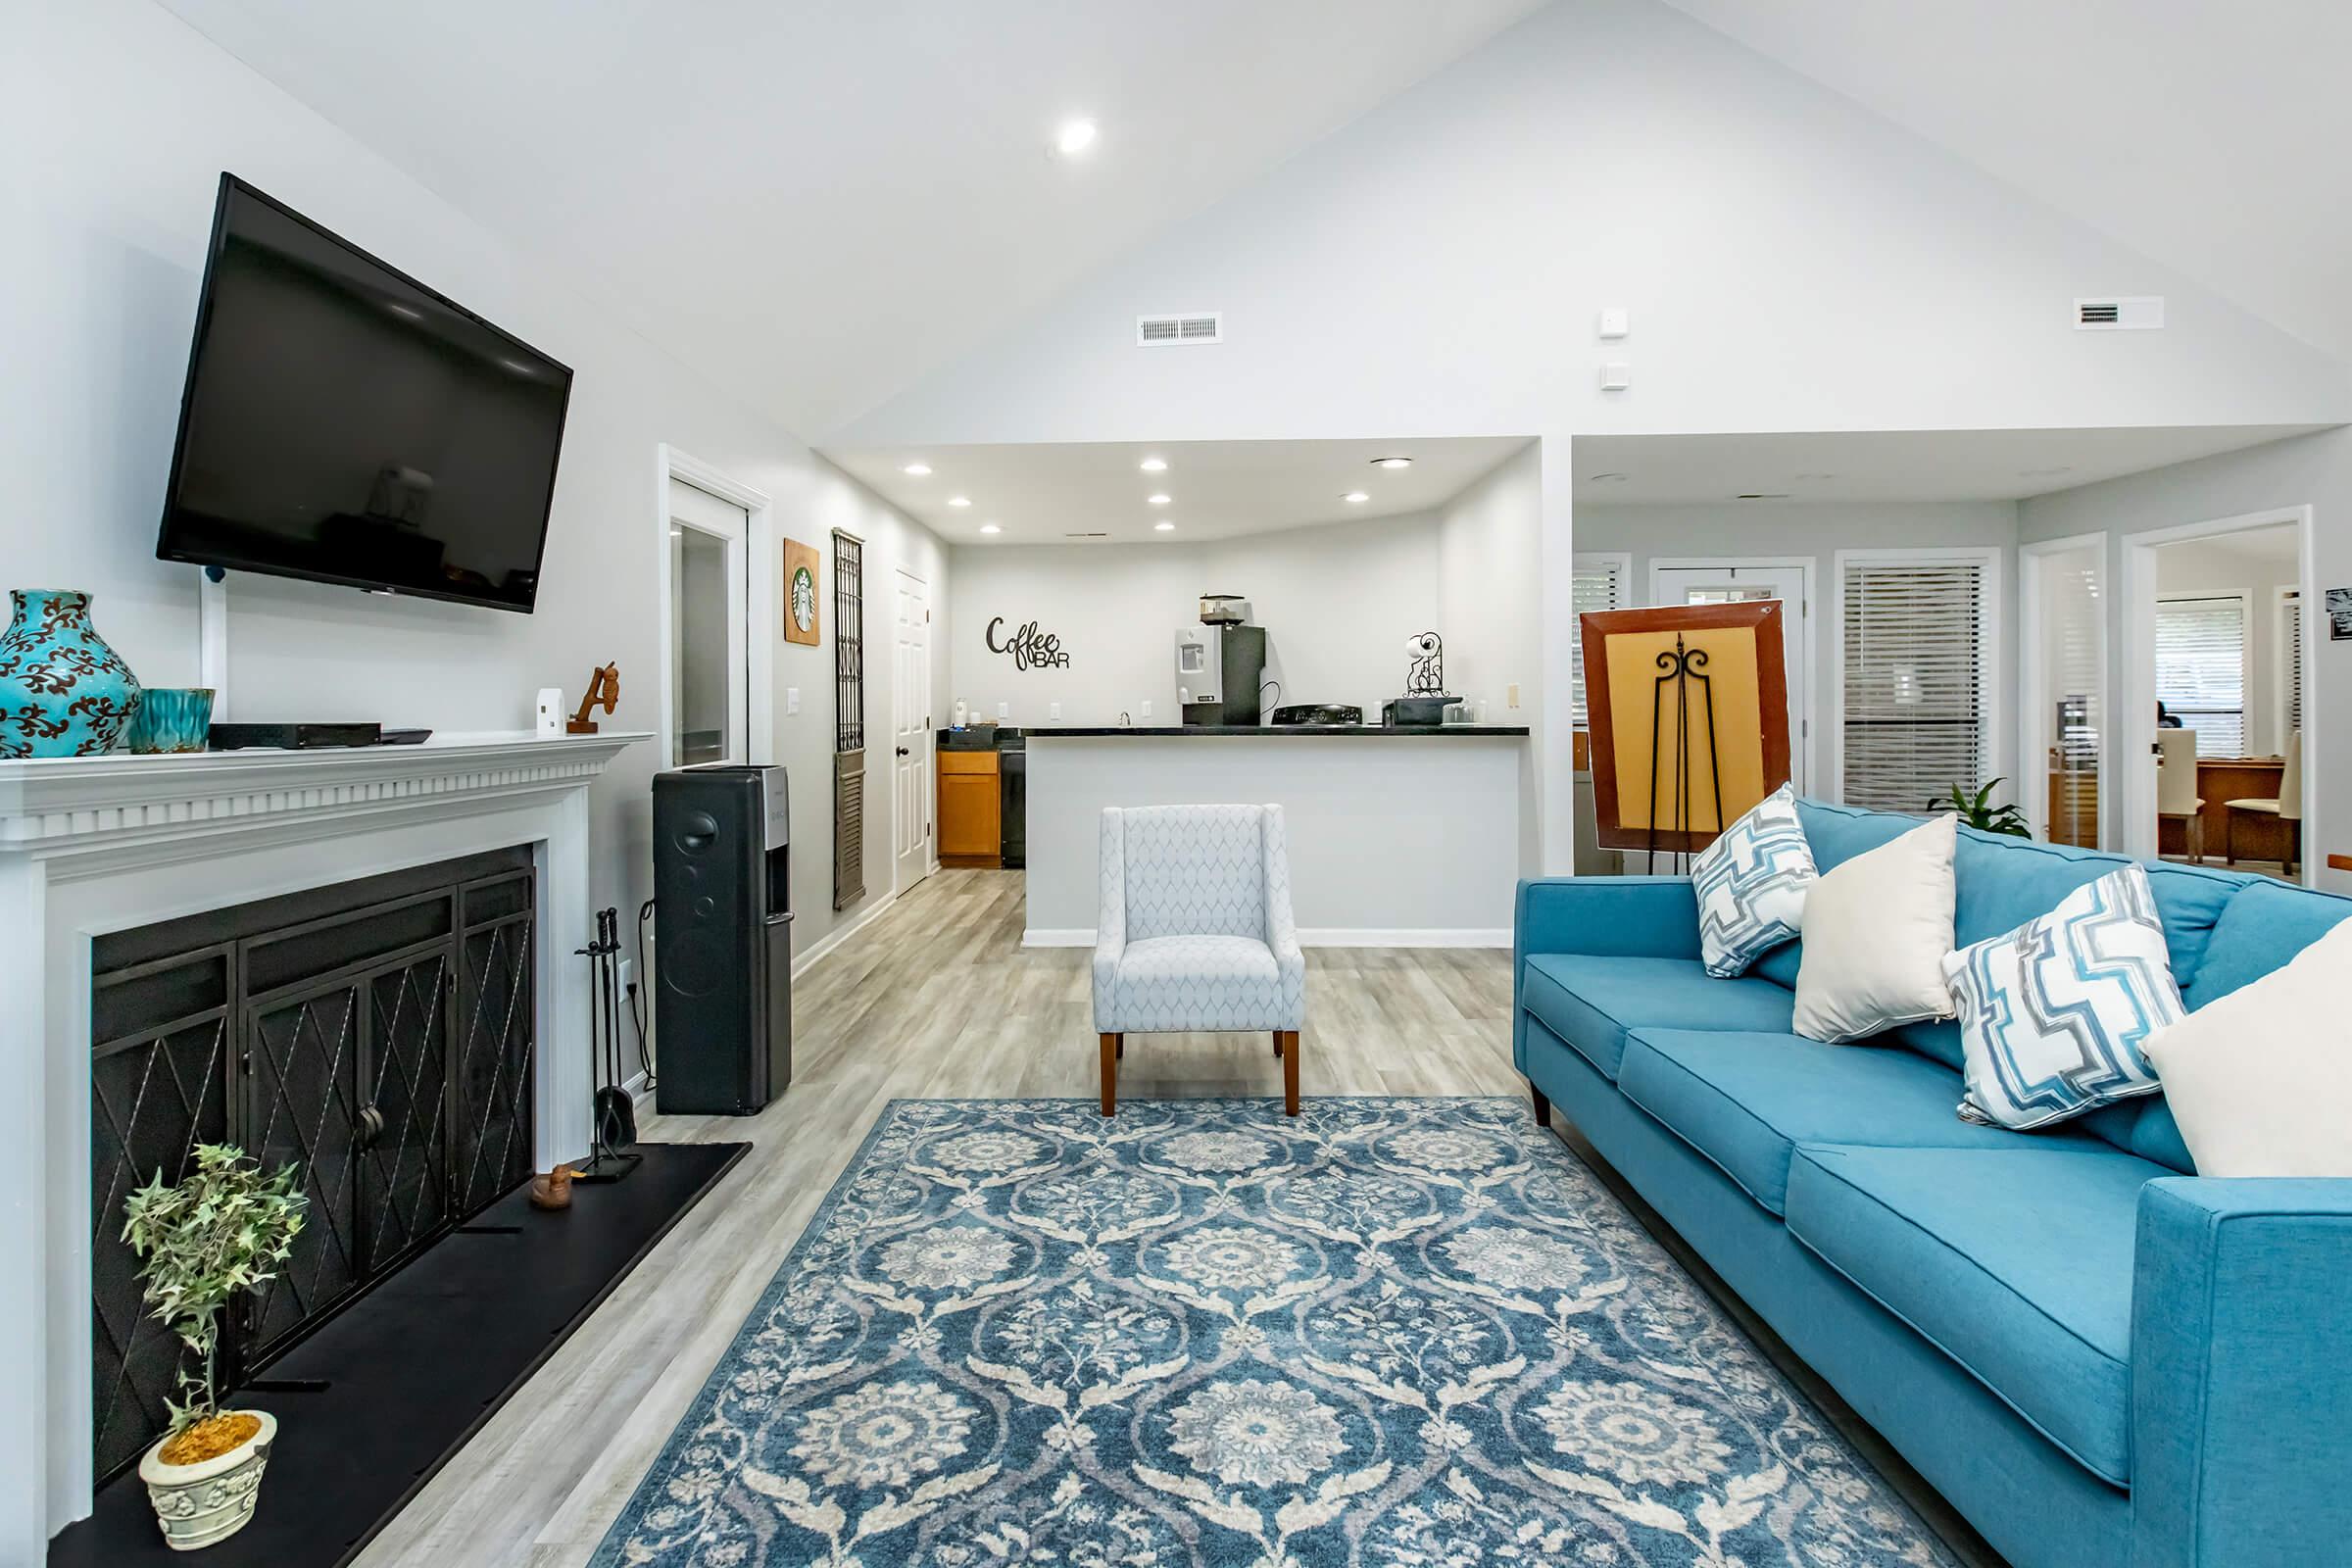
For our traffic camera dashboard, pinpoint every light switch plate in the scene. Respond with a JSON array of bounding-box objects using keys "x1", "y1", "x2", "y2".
[
  {"x1": 1141, "y1": 699, "x2": 1152, "y2": 718},
  {"x1": 1050, "y1": 701, "x2": 1061, "y2": 720},
  {"x1": 786, "y1": 686, "x2": 801, "y2": 715},
  {"x1": 1599, "y1": 362, "x2": 1632, "y2": 391},
  {"x1": 1506, "y1": 682, "x2": 1520, "y2": 710},
  {"x1": 1597, "y1": 307, "x2": 1630, "y2": 339},
  {"x1": 997, "y1": 702, "x2": 1009, "y2": 719}
]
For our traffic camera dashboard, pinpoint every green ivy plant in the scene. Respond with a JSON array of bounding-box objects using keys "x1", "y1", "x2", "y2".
[
  {"x1": 121, "y1": 1144, "x2": 308, "y2": 1437},
  {"x1": 1927, "y1": 778, "x2": 2032, "y2": 838}
]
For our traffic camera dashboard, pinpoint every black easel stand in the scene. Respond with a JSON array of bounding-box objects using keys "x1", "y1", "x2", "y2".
[
  {"x1": 1644, "y1": 633, "x2": 1724, "y2": 874},
  {"x1": 573, "y1": 906, "x2": 641, "y2": 1184}
]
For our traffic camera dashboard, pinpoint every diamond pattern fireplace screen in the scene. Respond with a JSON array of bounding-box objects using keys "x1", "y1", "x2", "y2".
[{"x1": 88, "y1": 850, "x2": 535, "y2": 1482}]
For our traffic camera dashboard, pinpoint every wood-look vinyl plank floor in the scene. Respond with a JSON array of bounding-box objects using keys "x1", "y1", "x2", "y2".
[{"x1": 356, "y1": 867, "x2": 1996, "y2": 1568}]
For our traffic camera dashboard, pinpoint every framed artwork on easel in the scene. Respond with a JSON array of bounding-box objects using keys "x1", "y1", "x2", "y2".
[{"x1": 1581, "y1": 600, "x2": 1791, "y2": 858}]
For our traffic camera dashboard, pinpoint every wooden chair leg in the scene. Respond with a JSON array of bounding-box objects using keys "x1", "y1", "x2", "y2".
[
  {"x1": 1272, "y1": 1031, "x2": 1283, "y2": 1058},
  {"x1": 1280, "y1": 1031, "x2": 1300, "y2": 1116},
  {"x1": 2187, "y1": 814, "x2": 2204, "y2": 863},
  {"x1": 1531, "y1": 1085, "x2": 1550, "y2": 1126},
  {"x1": 2225, "y1": 809, "x2": 2236, "y2": 866},
  {"x1": 1116, "y1": 1037, "x2": 1124, "y2": 1059},
  {"x1": 2287, "y1": 819, "x2": 2300, "y2": 879},
  {"x1": 1100, "y1": 1033, "x2": 1119, "y2": 1116}
]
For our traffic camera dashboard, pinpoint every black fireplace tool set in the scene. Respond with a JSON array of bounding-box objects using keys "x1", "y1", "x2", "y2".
[{"x1": 574, "y1": 905, "x2": 641, "y2": 1183}]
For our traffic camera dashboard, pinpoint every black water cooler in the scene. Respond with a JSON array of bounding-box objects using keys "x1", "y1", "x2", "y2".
[{"x1": 653, "y1": 766, "x2": 792, "y2": 1114}]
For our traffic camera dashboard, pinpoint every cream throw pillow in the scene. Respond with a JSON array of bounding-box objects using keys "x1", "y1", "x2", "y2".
[
  {"x1": 2140, "y1": 916, "x2": 2352, "y2": 1176},
  {"x1": 1791, "y1": 813, "x2": 1959, "y2": 1044}
]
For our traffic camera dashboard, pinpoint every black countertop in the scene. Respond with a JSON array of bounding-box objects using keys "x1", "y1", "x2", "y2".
[{"x1": 1011, "y1": 724, "x2": 1530, "y2": 738}]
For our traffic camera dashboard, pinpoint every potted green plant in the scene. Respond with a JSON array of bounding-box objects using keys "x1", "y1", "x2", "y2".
[
  {"x1": 123, "y1": 1144, "x2": 307, "y2": 1551},
  {"x1": 1927, "y1": 778, "x2": 2033, "y2": 838}
]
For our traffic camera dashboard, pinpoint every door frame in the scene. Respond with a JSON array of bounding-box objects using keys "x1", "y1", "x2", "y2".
[
  {"x1": 891, "y1": 565, "x2": 935, "y2": 897},
  {"x1": 2017, "y1": 532, "x2": 2110, "y2": 847},
  {"x1": 1649, "y1": 556, "x2": 1816, "y2": 792},
  {"x1": 654, "y1": 445, "x2": 776, "y2": 771},
  {"x1": 2121, "y1": 505, "x2": 2317, "y2": 883}
]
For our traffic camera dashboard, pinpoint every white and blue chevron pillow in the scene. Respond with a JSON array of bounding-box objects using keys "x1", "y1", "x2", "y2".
[
  {"x1": 1690, "y1": 784, "x2": 1818, "y2": 978},
  {"x1": 1942, "y1": 863, "x2": 2185, "y2": 1131}
]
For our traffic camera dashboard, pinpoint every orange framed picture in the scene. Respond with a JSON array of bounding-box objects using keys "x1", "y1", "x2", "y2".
[{"x1": 1581, "y1": 600, "x2": 1791, "y2": 854}]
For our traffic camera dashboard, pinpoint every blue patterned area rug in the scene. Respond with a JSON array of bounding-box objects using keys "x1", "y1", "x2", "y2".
[{"x1": 591, "y1": 1098, "x2": 1956, "y2": 1568}]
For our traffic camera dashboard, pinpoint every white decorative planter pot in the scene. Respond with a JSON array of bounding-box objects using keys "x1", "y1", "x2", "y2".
[{"x1": 137, "y1": 1410, "x2": 277, "y2": 1551}]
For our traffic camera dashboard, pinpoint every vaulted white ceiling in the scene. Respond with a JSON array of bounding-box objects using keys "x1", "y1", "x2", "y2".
[
  {"x1": 1658, "y1": 0, "x2": 2352, "y2": 365},
  {"x1": 155, "y1": 0, "x2": 1545, "y2": 437}
]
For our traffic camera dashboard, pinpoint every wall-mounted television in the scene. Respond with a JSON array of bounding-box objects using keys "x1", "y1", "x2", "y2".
[{"x1": 156, "y1": 174, "x2": 572, "y2": 613}]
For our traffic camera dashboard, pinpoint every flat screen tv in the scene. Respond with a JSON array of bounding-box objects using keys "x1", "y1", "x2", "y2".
[{"x1": 157, "y1": 174, "x2": 572, "y2": 613}]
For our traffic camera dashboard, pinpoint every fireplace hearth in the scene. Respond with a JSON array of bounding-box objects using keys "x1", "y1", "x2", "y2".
[{"x1": 91, "y1": 851, "x2": 537, "y2": 1481}]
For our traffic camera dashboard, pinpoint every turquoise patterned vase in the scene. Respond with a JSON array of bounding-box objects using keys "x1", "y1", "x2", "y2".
[
  {"x1": 0, "y1": 590, "x2": 142, "y2": 758},
  {"x1": 126, "y1": 687, "x2": 216, "y2": 755}
]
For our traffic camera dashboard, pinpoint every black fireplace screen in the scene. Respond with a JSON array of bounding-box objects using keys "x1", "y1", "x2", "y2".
[{"x1": 89, "y1": 851, "x2": 535, "y2": 1481}]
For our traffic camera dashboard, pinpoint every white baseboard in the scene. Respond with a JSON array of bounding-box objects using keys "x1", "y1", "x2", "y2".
[
  {"x1": 794, "y1": 889, "x2": 900, "y2": 978},
  {"x1": 1024, "y1": 927, "x2": 1510, "y2": 950}
]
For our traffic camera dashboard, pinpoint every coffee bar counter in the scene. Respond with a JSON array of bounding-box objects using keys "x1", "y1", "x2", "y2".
[
  {"x1": 1018, "y1": 727, "x2": 1531, "y2": 947},
  {"x1": 1027, "y1": 723, "x2": 1531, "y2": 738}
]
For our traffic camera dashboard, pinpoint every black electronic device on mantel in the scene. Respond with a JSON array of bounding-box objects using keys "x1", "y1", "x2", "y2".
[
  {"x1": 652, "y1": 766, "x2": 793, "y2": 1115},
  {"x1": 156, "y1": 174, "x2": 572, "y2": 612}
]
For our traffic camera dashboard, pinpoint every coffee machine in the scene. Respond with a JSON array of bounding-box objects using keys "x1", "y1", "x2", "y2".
[
  {"x1": 652, "y1": 765, "x2": 792, "y2": 1114},
  {"x1": 1175, "y1": 623, "x2": 1267, "y2": 725}
]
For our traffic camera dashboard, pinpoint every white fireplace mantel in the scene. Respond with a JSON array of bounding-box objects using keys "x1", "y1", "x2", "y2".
[{"x1": 0, "y1": 731, "x2": 649, "y2": 1552}]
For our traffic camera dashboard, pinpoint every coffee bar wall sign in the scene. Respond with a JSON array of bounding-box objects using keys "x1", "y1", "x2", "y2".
[{"x1": 985, "y1": 615, "x2": 1070, "y2": 670}]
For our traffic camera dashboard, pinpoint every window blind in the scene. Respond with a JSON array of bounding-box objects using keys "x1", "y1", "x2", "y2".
[
  {"x1": 2279, "y1": 590, "x2": 2303, "y2": 745},
  {"x1": 1570, "y1": 558, "x2": 1625, "y2": 727},
  {"x1": 1840, "y1": 560, "x2": 1987, "y2": 811},
  {"x1": 2154, "y1": 595, "x2": 2245, "y2": 757}
]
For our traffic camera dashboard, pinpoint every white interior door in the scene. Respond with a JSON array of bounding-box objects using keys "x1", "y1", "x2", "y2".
[
  {"x1": 1651, "y1": 563, "x2": 1810, "y2": 791},
  {"x1": 666, "y1": 477, "x2": 749, "y2": 767},
  {"x1": 893, "y1": 569, "x2": 933, "y2": 890},
  {"x1": 2022, "y1": 539, "x2": 2107, "y2": 848}
]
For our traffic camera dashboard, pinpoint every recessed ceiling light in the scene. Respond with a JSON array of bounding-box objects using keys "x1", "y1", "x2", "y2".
[
  {"x1": 1343, "y1": 491, "x2": 1370, "y2": 504},
  {"x1": 902, "y1": 462, "x2": 932, "y2": 476},
  {"x1": 979, "y1": 523, "x2": 1001, "y2": 535},
  {"x1": 1370, "y1": 456, "x2": 1413, "y2": 469},
  {"x1": 1587, "y1": 472, "x2": 1629, "y2": 483},
  {"x1": 1153, "y1": 520, "x2": 1175, "y2": 532},
  {"x1": 948, "y1": 495, "x2": 972, "y2": 508},
  {"x1": 1147, "y1": 493, "x2": 1171, "y2": 506},
  {"x1": 1053, "y1": 118, "x2": 1098, "y2": 158},
  {"x1": 1139, "y1": 457, "x2": 1167, "y2": 472}
]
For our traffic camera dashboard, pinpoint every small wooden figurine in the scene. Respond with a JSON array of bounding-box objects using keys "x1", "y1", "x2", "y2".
[{"x1": 567, "y1": 663, "x2": 619, "y2": 734}]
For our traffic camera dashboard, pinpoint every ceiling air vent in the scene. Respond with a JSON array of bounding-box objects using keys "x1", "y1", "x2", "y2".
[
  {"x1": 2075, "y1": 296, "x2": 2164, "y2": 330},
  {"x1": 1136, "y1": 312, "x2": 1222, "y2": 347}
]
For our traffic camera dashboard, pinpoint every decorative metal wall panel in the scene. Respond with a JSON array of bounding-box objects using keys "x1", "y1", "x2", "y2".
[
  {"x1": 833, "y1": 528, "x2": 867, "y2": 909},
  {"x1": 87, "y1": 853, "x2": 534, "y2": 1481}
]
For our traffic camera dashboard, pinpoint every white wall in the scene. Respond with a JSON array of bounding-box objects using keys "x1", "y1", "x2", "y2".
[
  {"x1": 5, "y1": 0, "x2": 951, "y2": 979},
  {"x1": 2020, "y1": 426, "x2": 2350, "y2": 893},
  {"x1": 1574, "y1": 501, "x2": 2021, "y2": 793},
  {"x1": 2153, "y1": 529, "x2": 2301, "y2": 757},
  {"x1": 947, "y1": 513, "x2": 1441, "y2": 725},
  {"x1": 1437, "y1": 442, "x2": 1544, "y2": 871}
]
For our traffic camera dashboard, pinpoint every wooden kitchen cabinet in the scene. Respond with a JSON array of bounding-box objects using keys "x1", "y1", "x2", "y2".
[{"x1": 938, "y1": 750, "x2": 1002, "y2": 866}]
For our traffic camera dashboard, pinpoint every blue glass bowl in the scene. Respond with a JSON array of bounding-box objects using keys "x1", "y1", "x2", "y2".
[{"x1": 125, "y1": 688, "x2": 216, "y2": 755}]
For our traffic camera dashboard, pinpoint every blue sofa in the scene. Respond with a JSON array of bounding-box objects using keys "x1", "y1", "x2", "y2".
[{"x1": 1513, "y1": 800, "x2": 2352, "y2": 1568}]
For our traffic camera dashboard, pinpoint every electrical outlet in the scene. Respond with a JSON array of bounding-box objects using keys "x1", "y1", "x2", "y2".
[
  {"x1": 1050, "y1": 701, "x2": 1061, "y2": 721},
  {"x1": 998, "y1": 702, "x2": 1009, "y2": 718},
  {"x1": 619, "y1": 957, "x2": 636, "y2": 996},
  {"x1": 1141, "y1": 699, "x2": 1152, "y2": 718},
  {"x1": 787, "y1": 686, "x2": 801, "y2": 715},
  {"x1": 1506, "y1": 682, "x2": 1520, "y2": 710}
]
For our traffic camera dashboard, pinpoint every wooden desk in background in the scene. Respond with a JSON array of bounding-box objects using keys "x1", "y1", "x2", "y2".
[{"x1": 2156, "y1": 756, "x2": 2291, "y2": 863}]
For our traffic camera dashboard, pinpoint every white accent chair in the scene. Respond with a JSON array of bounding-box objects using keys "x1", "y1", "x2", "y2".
[
  {"x1": 1092, "y1": 804, "x2": 1306, "y2": 1116},
  {"x1": 2155, "y1": 727, "x2": 2205, "y2": 861},
  {"x1": 2225, "y1": 729, "x2": 2302, "y2": 876}
]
